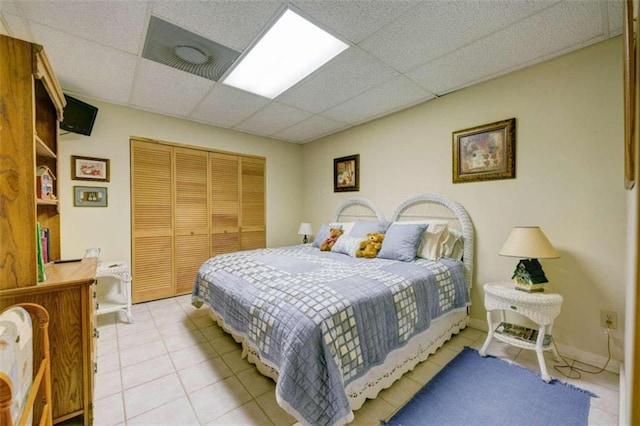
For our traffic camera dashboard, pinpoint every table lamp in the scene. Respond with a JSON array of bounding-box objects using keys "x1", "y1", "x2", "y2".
[
  {"x1": 298, "y1": 222, "x2": 313, "y2": 244},
  {"x1": 499, "y1": 226, "x2": 559, "y2": 292}
]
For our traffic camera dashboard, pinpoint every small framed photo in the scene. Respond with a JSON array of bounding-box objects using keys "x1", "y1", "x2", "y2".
[
  {"x1": 452, "y1": 118, "x2": 516, "y2": 184},
  {"x1": 74, "y1": 186, "x2": 108, "y2": 207},
  {"x1": 334, "y1": 154, "x2": 359, "y2": 192},
  {"x1": 71, "y1": 155, "x2": 110, "y2": 182}
]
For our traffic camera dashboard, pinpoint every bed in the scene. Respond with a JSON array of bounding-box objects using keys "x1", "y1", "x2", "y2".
[{"x1": 192, "y1": 193, "x2": 474, "y2": 426}]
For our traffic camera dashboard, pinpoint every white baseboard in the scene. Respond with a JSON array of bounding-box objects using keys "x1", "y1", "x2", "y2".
[{"x1": 467, "y1": 319, "x2": 620, "y2": 374}]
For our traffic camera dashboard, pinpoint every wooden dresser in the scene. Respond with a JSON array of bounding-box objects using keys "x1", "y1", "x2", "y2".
[
  {"x1": 0, "y1": 34, "x2": 97, "y2": 425},
  {"x1": 0, "y1": 259, "x2": 98, "y2": 424}
]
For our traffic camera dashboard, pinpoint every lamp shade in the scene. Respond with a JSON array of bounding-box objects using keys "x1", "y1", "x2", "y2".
[
  {"x1": 298, "y1": 222, "x2": 313, "y2": 236},
  {"x1": 499, "y1": 226, "x2": 559, "y2": 259}
]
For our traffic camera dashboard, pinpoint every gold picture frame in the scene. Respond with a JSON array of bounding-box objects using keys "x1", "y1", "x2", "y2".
[
  {"x1": 71, "y1": 155, "x2": 110, "y2": 182},
  {"x1": 334, "y1": 154, "x2": 359, "y2": 192},
  {"x1": 624, "y1": 0, "x2": 636, "y2": 190},
  {"x1": 452, "y1": 118, "x2": 516, "y2": 184}
]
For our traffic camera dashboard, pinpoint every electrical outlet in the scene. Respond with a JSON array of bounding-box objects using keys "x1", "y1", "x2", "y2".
[{"x1": 600, "y1": 310, "x2": 618, "y2": 330}]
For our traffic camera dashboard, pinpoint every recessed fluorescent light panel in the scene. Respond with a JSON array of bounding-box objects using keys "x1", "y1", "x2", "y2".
[{"x1": 223, "y1": 8, "x2": 349, "y2": 99}]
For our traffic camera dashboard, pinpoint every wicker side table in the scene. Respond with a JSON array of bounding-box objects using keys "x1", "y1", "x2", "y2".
[
  {"x1": 479, "y1": 281, "x2": 563, "y2": 382},
  {"x1": 96, "y1": 260, "x2": 133, "y2": 323}
]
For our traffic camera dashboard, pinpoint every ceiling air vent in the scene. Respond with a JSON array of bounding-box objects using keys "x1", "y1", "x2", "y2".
[{"x1": 142, "y1": 16, "x2": 240, "y2": 81}]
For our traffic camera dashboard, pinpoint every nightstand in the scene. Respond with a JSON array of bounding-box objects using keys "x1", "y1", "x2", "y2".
[
  {"x1": 96, "y1": 260, "x2": 134, "y2": 323},
  {"x1": 479, "y1": 281, "x2": 563, "y2": 382}
]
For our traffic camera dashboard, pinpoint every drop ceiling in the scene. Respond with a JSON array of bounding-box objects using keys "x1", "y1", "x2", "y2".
[{"x1": 0, "y1": 1, "x2": 622, "y2": 144}]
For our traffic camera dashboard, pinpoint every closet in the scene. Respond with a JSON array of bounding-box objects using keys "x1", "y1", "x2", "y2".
[{"x1": 131, "y1": 138, "x2": 266, "y2": 303}]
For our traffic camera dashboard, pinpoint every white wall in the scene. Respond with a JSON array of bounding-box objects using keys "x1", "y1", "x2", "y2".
[
  {"x1": 58, "y1": 101, "x2": 303, "y2": 263},
  {"x1": 301, "y1": 37, "x2": 626, "y2": 362}
]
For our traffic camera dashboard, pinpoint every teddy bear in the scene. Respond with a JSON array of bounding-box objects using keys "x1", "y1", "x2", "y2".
[
  {"x1": 320, "y1": 228, "x2": 344, "y2": 251},
  {"x1": 356, "y1": 232, "x2": 385, "y2": 258}
]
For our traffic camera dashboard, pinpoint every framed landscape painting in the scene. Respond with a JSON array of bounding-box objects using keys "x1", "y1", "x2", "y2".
[{"x1": 452, "y1": 118, "x2": 516, "y2": 184}]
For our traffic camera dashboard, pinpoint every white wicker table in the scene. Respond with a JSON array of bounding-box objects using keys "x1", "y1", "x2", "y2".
[
  {"x1": 479, "y1": 281, "x2": 563, "y2": 382},
  {"x1": 96, "y1": 260, "x2": 133, "y2": 323}
]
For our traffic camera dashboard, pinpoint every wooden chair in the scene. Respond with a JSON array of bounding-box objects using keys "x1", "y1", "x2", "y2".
[{"x1": 0, "y1": 303, "x2": 53, "y2": 426}]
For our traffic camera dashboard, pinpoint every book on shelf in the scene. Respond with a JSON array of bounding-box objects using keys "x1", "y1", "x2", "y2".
[
  {"x1": 40, "y1": 227, "x2": 50, "y2": 263},
  {"x1": 36, "y1": 222, "x2": 46, "y2": 282},
  {"x1": 494, "y1": 322, "x2": 552, "y2": 346}
]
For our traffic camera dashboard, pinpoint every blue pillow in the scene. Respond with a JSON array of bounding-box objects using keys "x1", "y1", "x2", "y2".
[
  {"x1": 312, "y1": 224, "x2": 343, "y2": 248},
  {"x1": 378, "y1": 223, "x2": 428, "y2": 262},
  {"x1": 350, "y1": 220, "x2": 391, "y2": 237}
]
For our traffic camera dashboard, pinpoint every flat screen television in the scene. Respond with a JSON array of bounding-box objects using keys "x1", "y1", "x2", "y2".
[{"x1": 60, "y1": 95, "x2": 98, "y2": 136}]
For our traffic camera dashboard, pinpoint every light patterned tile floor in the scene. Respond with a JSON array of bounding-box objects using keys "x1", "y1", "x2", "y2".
[{"x1": 85, "y1": 295, "x2": 619, "y2": 426}]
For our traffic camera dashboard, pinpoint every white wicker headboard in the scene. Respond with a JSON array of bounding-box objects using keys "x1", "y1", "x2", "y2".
[
  {"x1": 391, "y1": 193, "x2": 474, "y2": 289},
  {"x1": 332, "y1": 197, "x2": 385, "y2": 222}
]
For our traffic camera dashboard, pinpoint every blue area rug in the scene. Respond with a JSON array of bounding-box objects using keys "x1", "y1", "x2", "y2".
[{"x1": 385, "y1": 347, "x2": 596, "y2": 426}]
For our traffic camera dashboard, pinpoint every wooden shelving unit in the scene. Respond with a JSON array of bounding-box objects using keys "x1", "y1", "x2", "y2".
[{"x1": 0, "y1": 34, "x2": 97, "y2": 425}]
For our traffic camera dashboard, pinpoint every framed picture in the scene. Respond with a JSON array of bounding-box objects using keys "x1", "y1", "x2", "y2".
[
  {"x1": 71, "y1": 155, "x2": 110, "y2": 182},
  {"x1": 452, "y1": 118, "x2": 516, "y2": 184},
  {"x1": 623, "y1": 0, "x2": 636, "y2": 190},
  {"x1": 74, "y1": 186, "x2": 108, "y2": 207},
  {"x1": 334, "y1": 154, "x2": 359, "y2": 192}
]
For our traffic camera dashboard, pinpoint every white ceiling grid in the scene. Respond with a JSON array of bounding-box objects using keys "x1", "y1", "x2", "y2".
[{"x1": 0, "y1": 0, "x2": 621, "y2": 144}]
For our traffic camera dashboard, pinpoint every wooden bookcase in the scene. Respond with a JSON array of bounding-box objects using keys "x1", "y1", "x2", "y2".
[{"x1": 0, "y1": 34, "x2": 97, "y2": 425}]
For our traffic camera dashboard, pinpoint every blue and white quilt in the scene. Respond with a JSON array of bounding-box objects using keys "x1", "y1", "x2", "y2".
[{"x1": 192, "y1": 245, "x2": 469, "y2": 426}]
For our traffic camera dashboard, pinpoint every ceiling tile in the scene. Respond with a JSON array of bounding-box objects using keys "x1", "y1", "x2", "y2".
[
  {"x1": 278, "y1": 47, "x2": 399, "y2": 114},
  {"x1": 130, "y1": 59, "x2": 214, "y2": 117},
  {"x1": 321, "y1": 76, "x2": 434, "y2": 124},
  {"x1": 29, "y1": 22, "x2": 137, "y2": 104},
  {"x1": 234, "y1": 102, "x2": 312, "y2": 136},
  {"x1": 360, "y1": 0, "x2": 557, "y2": 73},
  {"x1": 273, "y1": 115, "x2": 348, "y2": 143},
  {"x1": 0, "y1": 2, "x2": 21, "y2": 15},
  {"x1": 18, "y1": 1, "x2": 148, "y2": 54},
  {"x1": 151, "y1": 1, "x2": 281, "y2": 52},
  {"x1": 291, "y1": 0, "x2": 421, "y2": 43},
  {"x1": 1, "y1": 12, "x2": 32, "y2": 42},
  {"x1": 608, "y1": 0, "x2": 623, "y2": 35},
  {"x1": 190, "y1": 83, "x2": 270, "y2": 128},
  {"x1": 407, "y1": 0, "x2": 605, "y2": 95}
]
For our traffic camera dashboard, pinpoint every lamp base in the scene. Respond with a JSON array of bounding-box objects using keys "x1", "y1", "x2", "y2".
[{"x1": 303, "y1": 235, "x2": 308, "y2": 244}]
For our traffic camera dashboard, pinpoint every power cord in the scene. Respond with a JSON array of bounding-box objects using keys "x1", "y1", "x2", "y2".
[{"x1": 551, "y1": 322, "x2": 612, "y2": 380}]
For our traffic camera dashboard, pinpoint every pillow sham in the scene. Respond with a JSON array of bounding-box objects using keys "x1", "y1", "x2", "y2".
[
  {"x1": 331, "y1": 221, "x2": 355, "y2": 236},
  {"x1": 378, "y1": 223, "x2": 427, "y2": 262},
  {"x1": 349, "y1": 220, "x2": 391, "y2": 237},
  {"x1": 393, "y1": 220, "x2": 449, "y2": 260},
  {"x1": 417, "y1": 221, "x2": 449, "y2": 260},
  {"x1": 312, "y1": 224, "x2": 343, "y2": 248},
  {"x1": 443, "y1": 228, "x2": 464, "y2": 261},
  {"x1": 331, "y1": 235, "x2": 362, "y2": 257}
]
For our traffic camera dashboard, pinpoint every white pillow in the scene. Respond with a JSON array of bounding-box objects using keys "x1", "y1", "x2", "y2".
[
  {"x1": 394, "y1": 220, "x2": 450, "y2": 260},
  {"x1": 331, "y1": 221, "x2": 355, "y2": 236},
  {"x1": 443, "y1": 228, "x2": 464, "y2": 261},
  {"x1": 331, "y1": 235, "x2": 362, "y2": 257}
]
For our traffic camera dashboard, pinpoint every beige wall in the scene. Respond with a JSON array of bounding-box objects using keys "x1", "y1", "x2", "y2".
[
  {"x1": 301, "y1": 37, "x2": 626, "y2": 362},
  {"x1": 59, "y1": 101, "x2": 303, "y2": 264}
]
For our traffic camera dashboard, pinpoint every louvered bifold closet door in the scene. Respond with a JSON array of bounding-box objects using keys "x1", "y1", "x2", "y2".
[
  {"x1": 131, "y1": 140, "x2": 174, "y2": 303},
  {"x1": 240, "y1": 157, "x2": 266, "y2": 250},
  {"x1": 174, "y1": 147, "x2": 209, "y2": 295},
  {"x1": 210, "y1": 153, "x2": 240, "y2": 255}
]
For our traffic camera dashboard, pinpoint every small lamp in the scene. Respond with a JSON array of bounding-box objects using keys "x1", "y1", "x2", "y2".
[
  {"x1": 298, "y1": 222, "x2": 313, "y2": 244},
  {"x1": 499, "y1": 226, "x2": 559, "y2": 292}
]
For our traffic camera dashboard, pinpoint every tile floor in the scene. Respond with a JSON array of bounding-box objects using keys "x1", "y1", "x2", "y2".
[{"x1": 89, "y1": 295, "x2": 620, "y2": 426}]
